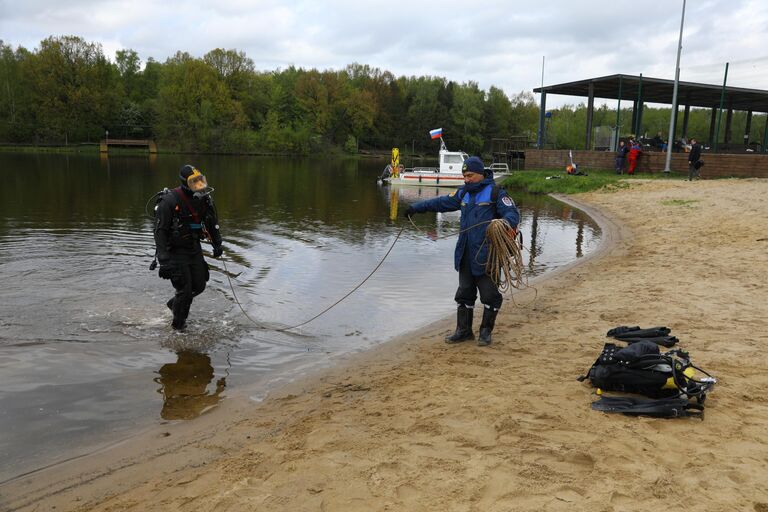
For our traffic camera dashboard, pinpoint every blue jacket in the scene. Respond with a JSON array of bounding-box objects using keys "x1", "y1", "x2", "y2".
[{"x1": 410, "y1": 178, "x2": 520, "y2": 276}]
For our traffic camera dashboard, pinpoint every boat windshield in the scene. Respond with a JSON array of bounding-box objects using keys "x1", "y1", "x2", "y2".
[
  {"x1": 461, "y1": 153, "x2": 469, "y2": 160},
  {"x1": 442, "y1": 154, "x2": 465, "y2": 164}
]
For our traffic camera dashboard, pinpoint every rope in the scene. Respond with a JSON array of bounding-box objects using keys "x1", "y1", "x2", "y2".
[
  {"x1": 220, "y1": 214, "x2": 532, "y2": 334},
  {"x1": 483, "y1": 219, "x2": 526, "y2": 292},
  {"x1": 220, "y1": 226, "x2": 406, "y2": 332},
  {"x1": 409, "y1": 214, "x2": 535, "y2": 306},
  {"x1": 408, "y1": 215, "x2": 492, "y2": 240}
]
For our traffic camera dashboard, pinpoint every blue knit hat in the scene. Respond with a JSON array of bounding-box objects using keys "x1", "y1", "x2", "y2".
[{"x1": 462, "y1": 156, "x2": 485, "y2": 174}]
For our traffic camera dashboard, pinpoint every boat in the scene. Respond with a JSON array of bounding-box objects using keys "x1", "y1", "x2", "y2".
[{"x1": 380, "y1": 139, "x2": 512, "y2": 187}]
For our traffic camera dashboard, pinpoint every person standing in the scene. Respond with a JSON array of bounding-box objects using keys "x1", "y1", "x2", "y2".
[
  {"x1": 154, "y1": 165, "x2": 223, "y2": 330},
  {"x1": 615, "y1": 140, "x2": 629, "y2": 174},
  {"x1": 688, "y1": 138, "x2": 702, "y2": 181},
  {"x1": 404, "y1": 157, "x2": 520, "y2": 346},
  {"x1": 627, "y1": 138, "x2": 642, "y2": 175}
]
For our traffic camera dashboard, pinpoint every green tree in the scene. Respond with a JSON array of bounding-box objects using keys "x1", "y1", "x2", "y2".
[
  {"x1": 23, "y1": 35, "x2": 122, "y2": 143},
  {"x1": 450, "y1": 82, "x2": 485, "y2": 153},
  {"x1": 155, "y1": 55, "x2": 247, "y2": 151}
]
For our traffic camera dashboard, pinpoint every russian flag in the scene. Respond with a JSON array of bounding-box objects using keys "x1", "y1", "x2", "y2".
[{"x1": 429, "y1": 128, "x2": 442, "y2": 140}]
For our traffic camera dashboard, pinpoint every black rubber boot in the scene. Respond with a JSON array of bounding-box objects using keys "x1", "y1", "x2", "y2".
[
  {"x1": 166, "y1": 298, "x2": 175, "y2": 311},
  {"x1": 445, "y1": 305, "x2": 474, "y2": 344},
  {"x1": 478, "y1": 307, "x2": 499, "y2": 346},
  {"x1": 171, "y1": 295, "x2": 189, "y2": 330}
]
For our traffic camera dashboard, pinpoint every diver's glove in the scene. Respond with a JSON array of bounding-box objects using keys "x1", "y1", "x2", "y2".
[
  {"x1": 404, "y1": 206, "x2": 416, "y2": 219},
  {"x1": 212, "y1": 244, "x2": 224, "y2": 258},
  {"x1": 158, "y1": 260, "x2": 176, "y2": 280}
]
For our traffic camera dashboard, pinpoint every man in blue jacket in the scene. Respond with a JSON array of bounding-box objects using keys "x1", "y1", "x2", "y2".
[{"x1": 405, "y1": 156, "x2": 520, "y2": 346}]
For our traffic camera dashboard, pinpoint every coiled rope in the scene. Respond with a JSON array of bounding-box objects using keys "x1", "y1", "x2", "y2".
[{"x1": 483, "y1": 219, "x2": 526, "y2": 292}]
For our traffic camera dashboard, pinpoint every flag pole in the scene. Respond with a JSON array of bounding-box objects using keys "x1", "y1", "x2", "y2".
[{"x1": 663, "y1": 0, "x2": 686, "y2": 173}]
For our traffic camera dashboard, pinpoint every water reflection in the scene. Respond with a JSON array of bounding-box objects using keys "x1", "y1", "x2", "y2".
[
  {"x1": 382, "y1": 184, "x2": 599, "y2": 274},
  {"x1": 0, "y1": 152, "x2": 601, "y2": 482},
  {"x1": 154, "y1": 350, "x2": 226, "y2": 420}
]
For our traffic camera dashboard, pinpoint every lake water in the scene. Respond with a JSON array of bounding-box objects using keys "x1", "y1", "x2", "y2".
[{"x1": 0, "y1": 152, "x2": 601, "y2": 482}]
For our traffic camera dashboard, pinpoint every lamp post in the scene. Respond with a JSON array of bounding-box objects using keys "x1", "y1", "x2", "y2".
[{"x1": 663, "y1": 0, "x2": 686, "y2": 173}]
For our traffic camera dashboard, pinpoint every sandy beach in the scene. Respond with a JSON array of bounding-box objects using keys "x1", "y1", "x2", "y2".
[{"x1": 5, "y1": 178, "x2": 768, "y2": 512}]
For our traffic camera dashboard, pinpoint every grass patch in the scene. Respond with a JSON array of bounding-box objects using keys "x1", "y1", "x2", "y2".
[
  {"x1": 501, "y1": 168, "x2": 685, "y2": 194},
  {"x1": 660, "y1": 199, "x2": 700, "y2": 207}
]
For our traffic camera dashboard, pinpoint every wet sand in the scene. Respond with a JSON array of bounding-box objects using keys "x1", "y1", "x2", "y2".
[{"x1": 5, "y1": 178, "x2": 768, "y2": 511}]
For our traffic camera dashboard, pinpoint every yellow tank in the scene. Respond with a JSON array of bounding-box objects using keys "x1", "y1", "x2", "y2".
[{"x1": 663, "y1": 366, "x2": 695, "y2": 389}]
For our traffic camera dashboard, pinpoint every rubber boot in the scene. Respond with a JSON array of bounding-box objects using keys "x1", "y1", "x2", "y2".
[
  {"x1": 478, "y1": 307, "x2": 499, "y2": 346},
  {"x1": 445, "y1": 305, "x2": 474, "y2": 344},
  {"x1": 166, "y1": 298, "x2": 175, "y2": 311},
  {"x1": 171, "y1": 294, "x2": 189, "y2": 330}
]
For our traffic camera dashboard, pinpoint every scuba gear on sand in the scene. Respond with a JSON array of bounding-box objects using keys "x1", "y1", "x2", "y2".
[
  {"x1": 619, "y1": 336, "x2": 678, "y2": 348},
  {"x1": 477, "y1": 306, "x2": 498, "y2": 346},
  {"x1": 579, "y1": 341, "x2": 715, "y2": 400},
  {"x1": 446, "y1": 304, "x2": 474, "y2": 343},
  {"x1": 592, "y1": 395, "x2": 704, "y2": 418},
  {"x1": 579, "y1": 327, "x2": 716, "y2": 419},
  {"x1": 607, "y1": 325, "x2": 671, "y2": 338},
  {"x1": 607, "y1": 325, "x2": 677, "y2": 348}
]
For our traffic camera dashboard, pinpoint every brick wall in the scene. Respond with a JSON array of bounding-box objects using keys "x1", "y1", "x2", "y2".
[{"x1": 524, "y1": 150, "x2": 768, "y2": 178}]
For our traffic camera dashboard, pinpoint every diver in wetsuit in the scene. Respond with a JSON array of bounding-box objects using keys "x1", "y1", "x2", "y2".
[{"x1": 154, "y1": 165, "x2": 223, "y2": 330}]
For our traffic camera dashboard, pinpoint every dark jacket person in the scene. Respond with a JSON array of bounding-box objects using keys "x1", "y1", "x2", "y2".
[
  {"x1": 154, "y1": 165, "x2": 223, "y2": 330},
  {"x1": 405, "y1": 156, "x2": 520, "y2": 346},
  {"x1": 688, "y1": 139, "x2": 703, "y2": 181}
]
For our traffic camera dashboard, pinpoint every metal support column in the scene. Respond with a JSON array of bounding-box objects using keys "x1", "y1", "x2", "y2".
[
  {"x1": 634, "y1": 73, "x2": 643, "y2": 136},
  {"x1": 630, "y1": 100, "x2": 638, "y2": 135},
  {"x1": 537, "y1": 90, "x2": 547, "y2": 149},
  {"x1": 724, "y1": 105, "x2": 733, "y2": 146},
  {"x1": 585, "y1": 82, "x2": 595, "y2": 150},
  {"x1": 709, "y1": 106, "x2": 718, "y2": 147},
  {"x1": 614, "y1": 75, "x2": 623, "y2": 151},
  {"x1": 714, "y1": 62, "x2": 729, "y2": 153},
  {"x1": 669, "y1": 105, "x2": 679, "y2": 153},
  {"x1": 763, "y1": 114, "x2": 768, "y2": 153},
  {"x1": 744, "y1": 110, "x2": 753, "y2": 147},
  {"x1": 682, "y1": 103, "x2": 691, "y2": 139}
]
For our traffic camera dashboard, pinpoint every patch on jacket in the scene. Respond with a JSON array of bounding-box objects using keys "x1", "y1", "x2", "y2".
[{"x1": 501, "y1": 196, "x2": 513, "y2": 206}]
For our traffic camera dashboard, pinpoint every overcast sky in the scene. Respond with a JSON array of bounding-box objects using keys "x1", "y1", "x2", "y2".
[{"x1": 2, "y1": 0, "x2": 767, "y2": 107}]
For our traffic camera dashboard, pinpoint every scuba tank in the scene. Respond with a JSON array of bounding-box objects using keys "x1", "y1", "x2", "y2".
[
  {"x1": 579, "y1": 341, "x2": 716, "y2": 402},
  {"x1": 147, "y1": 188, "x2": 173, "y2": 271}
]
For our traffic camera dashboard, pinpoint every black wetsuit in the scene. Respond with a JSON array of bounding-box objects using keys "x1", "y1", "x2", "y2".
[{"x1": 154, "y1": 187, "x2": 222, "y2": 328}]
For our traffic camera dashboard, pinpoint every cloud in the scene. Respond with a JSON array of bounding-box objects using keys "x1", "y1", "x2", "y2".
[{"x1": 2, "y1": 0, "x2": 767, "y2": 107}]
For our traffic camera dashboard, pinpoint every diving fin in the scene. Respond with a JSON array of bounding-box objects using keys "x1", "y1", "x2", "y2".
[{"x1": 591, "y1": 395, "x2": 703, "y2": 418}]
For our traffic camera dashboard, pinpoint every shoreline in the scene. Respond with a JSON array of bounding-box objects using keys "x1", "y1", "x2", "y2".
[
  {"x1": 6, "y1": 178, "x2": 768, "y2": 511},
  {"x1": 2, "y1": 194, "x2": 618, "y2": 510}
]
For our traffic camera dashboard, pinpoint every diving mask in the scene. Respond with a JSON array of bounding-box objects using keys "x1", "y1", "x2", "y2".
[{"x1": 186, "y1": 168, "x2": 208, "y2": 192}]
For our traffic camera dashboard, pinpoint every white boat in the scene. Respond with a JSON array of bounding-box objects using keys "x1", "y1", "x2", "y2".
[{"x1": 381, "y1": 139, "x2": 512, "y2": 187}]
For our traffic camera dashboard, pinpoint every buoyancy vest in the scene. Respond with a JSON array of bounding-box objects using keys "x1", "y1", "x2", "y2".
[
  {"x1": 155, "y1": 187, "x2": 210, "y2": 247},
  {"x1": 457, "y1": 183, "x2": 501, "y2": 209}
]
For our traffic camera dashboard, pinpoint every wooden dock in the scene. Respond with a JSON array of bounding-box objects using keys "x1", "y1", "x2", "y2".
[{"x1": 100, "y1": 139, "x2": 157, "y2": 153}]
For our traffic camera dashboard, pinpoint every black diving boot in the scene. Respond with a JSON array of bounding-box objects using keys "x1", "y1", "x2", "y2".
[
  {"x1": 171, "y1": 296, "x2": 188, "y2": 331},
  {"x1": 445, "y1": 305, "x2": 474, "y2": 344},
  {"x1": 477, "y1": 307, "x2": 499, "y2": 346}
]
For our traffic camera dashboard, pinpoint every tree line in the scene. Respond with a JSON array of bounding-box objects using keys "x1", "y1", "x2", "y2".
[
  {"x1": 0, "y1": 36, "x2": 540, "y2": 154},
  {"x1": 2, "y1": 35, "x2": 761, "y2": 155}
]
